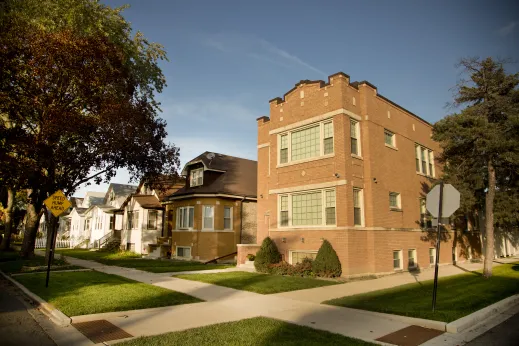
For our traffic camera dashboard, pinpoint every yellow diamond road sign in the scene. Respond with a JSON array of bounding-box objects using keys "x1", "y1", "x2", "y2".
[{"x1": 44, "y1": 190, "x2": 71, "y2": 217}]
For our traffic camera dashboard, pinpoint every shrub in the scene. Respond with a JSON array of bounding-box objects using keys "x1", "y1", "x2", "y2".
[
  {"x1": 246, "y1": 254, "x2": 255, "y2": 261},
  {"x1": 312, "y1": 239, "x2": 342, "y2": 277},
  {"x1": 293, "y1": 257, "x2": 314, "y2": 277},
  {"x1": 254, "y1": 237, "x2": 281, "y2": 273}
]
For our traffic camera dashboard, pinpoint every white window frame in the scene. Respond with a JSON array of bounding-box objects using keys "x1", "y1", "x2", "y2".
[
  {"x1": 289, "y1": 250, "x2": 318, "y2": 265},
  {"x1": 408, "y1": 249, "x2": 417, "y2": 269},
  {"x1": 176, "y1": 246, "x2": 192, "y2": 259},
  {"x1": 389, "y1": 192, "x2": 401, "y2": 210},
  {"x1": 132, "y1": 211, "x2": 139, "y2": 229},
  {"x1": 277, "y1": 120, "x2": 334, "y2": 166},
  {"x1": 393, "y1": 250, "x2": 403, "y2": 270},
  {"x1": 147, "y1": 210, "x2": 158, "y2": 230},
  {"x1": 384, "y1": 129, "x2": 396, "y2": 148},
  {"x1": 353, "y1": 188, "x2": 365, "y2": 226},
  {"x1": 277, "y1": 188, "x2": 336, "y2": 228},
  {"x1": 176, "y1": 206, "x2": 194, "y2": 230},
  {"x1": 429, "y1": 247, "x2": 436, "y2": 266},
  {"x1": 190, "y1": 168, "x2": 204, "y2": 187},
  {"x1": 350, "y1": 119, "x2": 362, "y2": 157},
  {"x1": 223, "y1": 206, "x2": 233, "y2": 230},
  {"x1": 415, "y1": 144, "x2": 435, "y2": 177},
  {"x1": 202, "y1": 205, "x2": 214, "y2": 230}
]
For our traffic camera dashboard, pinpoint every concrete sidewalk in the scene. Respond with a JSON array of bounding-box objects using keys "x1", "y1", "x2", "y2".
[{"x1": 273, "y1": 258, "x2": 519, "y2": 303}]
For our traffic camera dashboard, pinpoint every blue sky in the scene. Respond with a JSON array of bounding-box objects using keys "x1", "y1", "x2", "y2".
[{"x1": 75, "y1": 0, "x2": 518, "y2": 197}]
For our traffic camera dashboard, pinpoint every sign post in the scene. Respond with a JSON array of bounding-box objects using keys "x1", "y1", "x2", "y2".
[
  {"x1": 426, "y1": 182, "x2": 460, "y2": 312},
  {"x1": 43, "y1": 190, "x2": 71, "y2": 288}
]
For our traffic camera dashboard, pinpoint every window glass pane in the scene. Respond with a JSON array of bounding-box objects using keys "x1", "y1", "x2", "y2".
[
  {"x1": 323, "y1": 137, "x2": 334, "y2": 155},
  {"x1": 224, "y1": 207, "x2": 231, "y2": 229},
  {"x1": 428, "y1": 150, "x2": 433, "y2": 176},
  {"x1": 280, "y1": 135, "x2": 288, "y2": 164},
  {"x1": 393, "y1": 251, "x2": 401, "y2": 269},
  {"x1": 325, "y1": 190, "x2": 335, "y2": 208},
  {"x1": 280, "y1": 134, "x2": 288, "y2": 149},
  {"x1": 292, "y1": 191, "x2": 322, "y2": 226},
  {"x1": 326, "y1": 208, "x2": 336, "y2": 225},
  {"x1": 408, "y1": 249, "x2": 416, "y2": 267},
  {"x1": 133, "y1": 211, "x2": 139, "y2": 228},
  {"x1": 280, "y1": 196, "x2": 288, "y2": 211},
  {"x1": 351, "y1": 138, "x2": 358, "y2": 155},
  {"x1": 292, "y1": 251, "x2": 317, "y2": 264},
  {"x1": 188, "y1": 207, "x2": 194, "y2": 227},
  {"x1": 323, "y1": 122, "x2": 333, "y2": 138},
  {"x1": 291, "y1": 125, "x2": 320, "y2": 161},
  {"x1": 384, "y1": 130, "x2": 393, "y2": 145},
  {"x1": 203, "y1": 206, "x2": 214, "y2": 229},
  {"x1": 353, "y1": 189, "x2": 362, "y2": 226},
  {"x1": 421, "y1": 148, "x2": 427, "y2": 174},
  {"x1": 429, "y1": 248, "x2": 435, "y2": 264},
  {"x1": 350, "y1": 120, "x2": 357, "y2": 138},
  {"x1": 148, "y1": 211, "x2": 157, "y2": 229},
  {"x1": 389, "y1": 193, "x2": 399, "y2": 208},
  {"x1": 280, "y1": 211, "x2": 289, "y2": 226}
]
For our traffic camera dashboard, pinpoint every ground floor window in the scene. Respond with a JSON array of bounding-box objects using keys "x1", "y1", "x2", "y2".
[
  {"x1": 393, "y1": 250, "x2": 402, "y2": 270},
  {"x1": 408, "y1": 249, "x2": 417, "y2": 268},
  {"x1": 429, "y1": 248, "x2": 436, "y2": 265},
  {"x1": 176, "y1": 246, "x2": 191, "y2": 258},
  {"x1": 289, "y1": 250, "x2": 318, "y2": 265}
]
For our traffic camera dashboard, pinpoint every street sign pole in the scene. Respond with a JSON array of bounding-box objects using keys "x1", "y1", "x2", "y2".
[
  {"x1": 432, "y1": 181, "x2": 444, "y2": 312},
  {"x1": 45, "y1": 214, "x2": 57, "y2": 288}
]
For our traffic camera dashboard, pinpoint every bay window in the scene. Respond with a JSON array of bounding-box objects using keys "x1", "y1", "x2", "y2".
[{"x1": 415, "y1": 144, "x2": 435, "y2": 177}]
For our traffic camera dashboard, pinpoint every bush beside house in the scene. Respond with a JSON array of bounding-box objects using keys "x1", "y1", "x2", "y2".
[
  {"x1": 254, "y1": 237, "x2": 281, "y2": 272},
  {"x1": 312, "y1": 239, "x2": 342, "y2": 277}
]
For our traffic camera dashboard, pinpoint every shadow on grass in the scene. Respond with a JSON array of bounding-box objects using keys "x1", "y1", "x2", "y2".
[
  {"x1": 453, "y1": 264, "x2": 483, "y2": 276},
  {"x1": 512, "y1": 265, "x2": 519, "y2": 271}
]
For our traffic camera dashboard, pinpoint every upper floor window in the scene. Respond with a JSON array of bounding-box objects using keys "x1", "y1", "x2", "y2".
[
  {"x1": 190, "y1": 168, "x2": 203, "y2": 187},
  {"x1": 278, "y1": 120, "x2": 333, "y2": 165},
  {"x1": 415, "y1": 144, "x2": 435, "y2": 177},
  {"x1": 350, "y1": 120, "x2": 360, "y2": 156},
  {"x1": 420, "y1": 198, "x2": 432, "y2": 228},
  {"x1": 278, "y1": 188, "x2": 336, "y2": 228},
  {"x1": 384, "y1": 129, "x2": 396, "y2": 147},
  {"x1": 389, "y1": 192, "x2": 401, "y2": 210}
]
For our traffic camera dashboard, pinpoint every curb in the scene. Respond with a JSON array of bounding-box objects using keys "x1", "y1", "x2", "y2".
[
  {"x1": 0, "y1": 270, "x2": 71, "y2": 327},
  {"x1": 445, "y1": 294, "x2": 519, "y2": 333},
  {"x1": 342, "y1": 306, "x2": 447, "y2": 332}
]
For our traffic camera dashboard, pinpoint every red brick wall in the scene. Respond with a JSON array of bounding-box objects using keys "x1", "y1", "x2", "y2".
[{"x1": 237, "y1": 244, "x2": 261, "y2": 265}]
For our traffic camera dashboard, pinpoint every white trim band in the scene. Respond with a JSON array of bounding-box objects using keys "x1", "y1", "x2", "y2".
[{"x1": 269, "y1": 180, "x2": 347, "y2": 195}]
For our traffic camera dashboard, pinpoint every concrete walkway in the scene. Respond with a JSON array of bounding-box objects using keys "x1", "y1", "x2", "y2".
[
  {"x1": 40, "y1": 254, "x2": 518, "y2": 345},
  {"x1": 273, "y1": 258, "x2": 519, "y2": 303}
]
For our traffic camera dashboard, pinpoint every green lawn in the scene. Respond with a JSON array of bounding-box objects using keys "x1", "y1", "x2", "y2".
[
  {"x1": 324, "y1": 262, "x2": 519, "y2": 322},
  {"x1": 118, "y1": 317, "x2": 374, "y2": 346},
  {"x1": 0, "y1": 251, "x2": 82, "y2": 274},
  {"x1": 14, "y1": 270, "x2": 202, "y2": 316},
  {"x1": 176, "y1": 271, "x2": 339, "y2": 294},
  {"x1": 56, "y1": 249, "x2": 234, "y2": 273}
]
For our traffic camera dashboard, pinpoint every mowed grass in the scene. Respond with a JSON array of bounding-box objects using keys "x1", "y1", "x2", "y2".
[
  {"x1": 14, "y1": 270, "x2": 202, "y2": 316},
  {"x1": 176, "y1": 271, "x2": 339, "y2": 294},
  {"x1": 325, "y1": 262, "x2": 519, "y2": 322},
  {"x1": 0, "y1": 251, "x2": 82, "y2": 274},
  {"x1": 118, "y1": 317, "x2": 375, "y2": 346},
  {"x1": 56, "y1": 249, "x2": 234, "y2": 273}
]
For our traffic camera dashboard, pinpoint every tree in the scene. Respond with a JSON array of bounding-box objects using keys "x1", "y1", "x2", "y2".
[
  {"x1": 254, "y1": 237, "x2": 281, "y2": 272},
  {"x1": 312, "y1": 239, "x2": 342, "y2": 277},
  {"x1": 0, "y1": 0, "x2": 180, "y2": 258},
  {"x1": 432, "y1": 57, "x2": 519, "y2": 277}
]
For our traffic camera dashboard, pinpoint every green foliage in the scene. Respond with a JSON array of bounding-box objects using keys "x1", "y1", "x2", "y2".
[
  {"x1": 268, "y1": 257, "x2": 314, "y2": 277},
  {"x1": 254, "y1": 237, "x2": 281, "y2": 273},
  {"x1": 246, "y1": 254, "x2": 255, "y2": 261},
  {"x1": 312, "y1": 240, "x2": 342, "y2": 278},
  {"x1": 432, "y1": 57, "x2": 519, "y2": 227}
]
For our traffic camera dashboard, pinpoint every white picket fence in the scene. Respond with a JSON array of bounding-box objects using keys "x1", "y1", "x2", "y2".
[{"x1": 35, "y1": 238, "x2": 72, "y2": 249}]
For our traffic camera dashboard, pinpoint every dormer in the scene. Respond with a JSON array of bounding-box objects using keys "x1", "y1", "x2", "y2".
[{"x1": 190, "y1": 167, "x2": 204, "y2": 187}]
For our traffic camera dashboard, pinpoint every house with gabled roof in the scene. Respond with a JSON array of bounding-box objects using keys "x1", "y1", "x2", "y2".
[
  {"x1": 120, "y1": 177, "x2": 184, "y2": 255},
  {"x1": 162, "y1": 152, "x2": 257, "y2": 262}
]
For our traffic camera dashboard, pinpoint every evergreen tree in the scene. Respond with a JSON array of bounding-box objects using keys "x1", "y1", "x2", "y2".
[
  {"x1": 254, "y1": 237, "x2": 281, "y2": 272},
  {"x1": 312, "y1": 239, "x2": 342, "y2": 277},
  {"x1": 433, "y1": 57, "x2": 519, "y2": 277}
]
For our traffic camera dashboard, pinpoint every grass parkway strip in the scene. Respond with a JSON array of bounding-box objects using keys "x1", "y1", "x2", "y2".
[
  {"x1": 324, "y1": 262, "x2": 519, "y2": 322},
  {"x1": 117, "y1": 317, "x2": 375, "y2": 346},
  {"x1": 55, "y1": 249, "x2": 234, "y2": 273},
  {"x1": 14, "y1": 270, "x2": 203, "y2": 316},
  {"x1": 0, "y1": 251, "x2": 82, "y2": 274},
  {"x1": 175, "y1": 271, "x2": 340, "y2": 294}
]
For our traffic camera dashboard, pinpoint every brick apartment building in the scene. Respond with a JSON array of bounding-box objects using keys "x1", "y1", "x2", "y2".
[{"x1": 238, "y1": 72, "x2": 480, "y2": 277}]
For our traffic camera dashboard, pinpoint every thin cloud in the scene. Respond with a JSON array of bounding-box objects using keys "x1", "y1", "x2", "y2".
[
  {"x1": 203, "y1": 32, "x2": 325, "y2": 76},
  {"x1": 498, "y1": 21, "x2": 517, "y2": 36}
]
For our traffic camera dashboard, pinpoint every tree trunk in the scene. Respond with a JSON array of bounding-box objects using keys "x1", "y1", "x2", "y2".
[
  {"x1": 483, "y1": 160, "x2": 496, "y2": 278},
  {"x1": 20, "y1": 189, "x2": 43, "y2": 258},
  {"x1": 0, "y1": 188, "x2": 15, "y2": 251},
  {"x1": 44, "y1": 212, "x2": 59, "y2": 263}
]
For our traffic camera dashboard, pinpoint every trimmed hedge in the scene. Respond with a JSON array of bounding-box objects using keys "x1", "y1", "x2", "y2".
[
  {"x1": 312, "y1": 239, "x2": 342, "y2": 277},
  {"x1": 254, "y1": 237, "x2": 281, "y2": 272}
]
